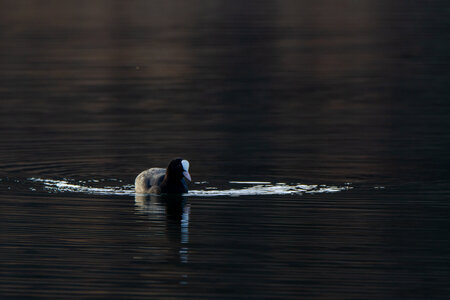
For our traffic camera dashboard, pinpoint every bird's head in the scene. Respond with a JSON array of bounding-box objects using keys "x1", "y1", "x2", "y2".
[{"x1": 166, "y1": 158, "x2": 191, "y2": 182}]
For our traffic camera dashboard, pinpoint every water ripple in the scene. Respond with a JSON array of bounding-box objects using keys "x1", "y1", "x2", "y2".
[{"x1": 28, "y1": 178, "x2": 352, "y2": 197}]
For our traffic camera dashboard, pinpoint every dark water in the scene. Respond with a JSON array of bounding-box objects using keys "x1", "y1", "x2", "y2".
[{"x1": 1, "y1": 1, "x2": 450, "y2": 299}]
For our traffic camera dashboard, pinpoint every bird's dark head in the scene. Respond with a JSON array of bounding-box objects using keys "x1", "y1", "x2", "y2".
[{"x1": 166, "y1": 158, "x2": 191, "y2": 182}]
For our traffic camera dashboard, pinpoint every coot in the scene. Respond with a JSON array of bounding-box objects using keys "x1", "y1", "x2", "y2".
[{"x1": 135, "y1": 158, "x2": 191, "y2": 194}]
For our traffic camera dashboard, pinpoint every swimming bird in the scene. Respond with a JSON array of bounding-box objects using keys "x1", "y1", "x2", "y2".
[{"x1": 135, "y1": 158, "x2": 191, "y2": 194}]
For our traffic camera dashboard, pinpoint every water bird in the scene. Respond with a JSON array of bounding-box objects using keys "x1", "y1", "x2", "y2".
[{"x1": 135, "y1": 158, "x2": 191, "y2": 194}]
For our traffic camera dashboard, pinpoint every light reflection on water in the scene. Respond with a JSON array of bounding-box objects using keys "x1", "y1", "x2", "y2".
[{"x1": 135, "y1": 194, "x2": 190, "y2": 265}]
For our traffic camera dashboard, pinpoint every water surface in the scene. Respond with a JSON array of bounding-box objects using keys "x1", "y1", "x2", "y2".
[{"x1": 1, "y1": 0, "x2": 450, "y2": 299}]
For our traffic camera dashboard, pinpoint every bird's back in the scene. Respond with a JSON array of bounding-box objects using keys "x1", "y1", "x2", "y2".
[{"x1": 135, "y1": 168, "x2": 165, "y2": 193}]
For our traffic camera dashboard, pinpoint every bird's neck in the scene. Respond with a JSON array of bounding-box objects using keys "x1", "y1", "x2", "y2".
[
  {"x1": 163, "y1": 173, "x2": 182, "y2": 183},
  {"x1": 161, "y1": 174, "x2": 187, "y2": 193}
]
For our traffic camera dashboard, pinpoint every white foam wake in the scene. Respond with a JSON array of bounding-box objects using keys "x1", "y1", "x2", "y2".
[
  {"x1": 29, "y1": 178, "x2": 135, "y2": 195},
  {"x1": 29, "y1": 178, "x2": 351, "y2": 197},
  {"x1": 189, "y1": 183, "x2": 349, "y2": 196}
]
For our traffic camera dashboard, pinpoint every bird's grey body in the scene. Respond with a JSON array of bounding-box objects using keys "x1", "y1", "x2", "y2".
[{"x1": 135, "y1": 168, "x2": 166, "y2": 194}]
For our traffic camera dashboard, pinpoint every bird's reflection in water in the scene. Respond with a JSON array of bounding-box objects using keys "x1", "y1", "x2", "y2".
[{"x1": 135, "y1": 194, "x2": 190, "y2": 264}]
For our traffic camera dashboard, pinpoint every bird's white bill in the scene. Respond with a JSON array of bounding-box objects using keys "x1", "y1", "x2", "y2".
[
  {"x1": 183, "y1": 171, "x2": 191, "y2": 181},
  {"x1": 181, "y1": 160, "x2": 190, "y2": 171}
]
